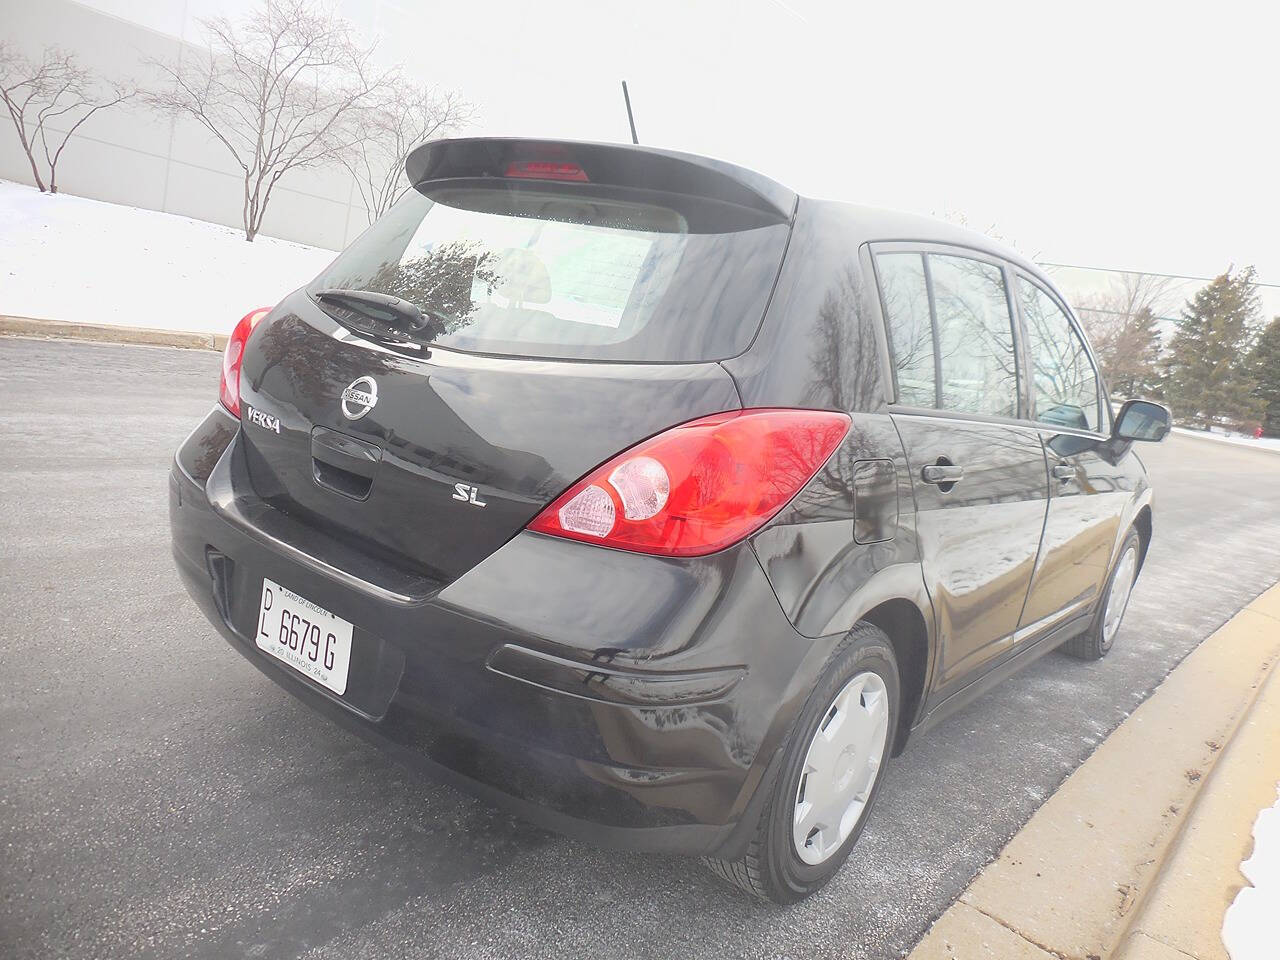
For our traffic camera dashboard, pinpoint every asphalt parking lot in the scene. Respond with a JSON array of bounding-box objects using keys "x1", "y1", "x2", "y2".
[{"x1": 3, "y1": 336, "x2": 1279, "y2": 960}]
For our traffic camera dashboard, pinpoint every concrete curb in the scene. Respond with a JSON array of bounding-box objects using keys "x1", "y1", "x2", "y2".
[
  {"x1": 0, "y1": 315, "x2": 225, "y2": 351},
  {"x1": 1114, "y1": 597, "x2": 1280, "y2": 960},
  {"x1": 907, "y1": 581, "x2": 1280, "y2": 960}
]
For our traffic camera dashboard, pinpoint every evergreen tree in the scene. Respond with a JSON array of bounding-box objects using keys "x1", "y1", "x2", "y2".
[
  {"x1": 1162, "y1": 267, "x2": 1263, "y2": 427},
  {"x1": 1249, "y1": 316, "x2": 1280, "y2": 437}
]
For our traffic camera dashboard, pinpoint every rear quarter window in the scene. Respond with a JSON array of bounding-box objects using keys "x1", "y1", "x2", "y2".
[{"x1": 876, "y1": 252, "x2": 936, "y2": 407}]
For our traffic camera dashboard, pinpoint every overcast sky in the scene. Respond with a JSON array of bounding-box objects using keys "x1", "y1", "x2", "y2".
[{"x1": 92, "y1": 0, "x2": 1280, "y2": 286}]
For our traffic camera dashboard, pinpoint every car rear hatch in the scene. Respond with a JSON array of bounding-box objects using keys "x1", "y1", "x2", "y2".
[{"x1": 235, "y1": 138, "x2": 796, "y2": 587}]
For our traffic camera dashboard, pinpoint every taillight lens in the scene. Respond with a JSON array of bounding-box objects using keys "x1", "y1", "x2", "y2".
[
  {"x1": 219, "y1": 307, "x2": 271, "y2": 416},
  {"x1": 527, "y1": 409, "x2": 851, "y2": 557}
]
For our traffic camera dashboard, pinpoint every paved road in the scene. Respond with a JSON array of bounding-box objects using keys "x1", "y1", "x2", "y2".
[{"x1": 2, "y1": 337, "x2": 1279, "y2": 960}]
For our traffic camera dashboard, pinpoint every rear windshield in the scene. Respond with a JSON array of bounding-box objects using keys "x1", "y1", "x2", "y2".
[{"x1": 307, "y1": 181, "x2": 791, "y2": 362}]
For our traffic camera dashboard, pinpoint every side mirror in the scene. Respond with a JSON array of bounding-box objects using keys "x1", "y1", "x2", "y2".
[{"x1": 1113, "y1": 399, "x2": 1172, "y2": 442}]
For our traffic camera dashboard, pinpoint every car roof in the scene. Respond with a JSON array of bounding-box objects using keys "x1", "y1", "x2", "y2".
[
  {"x1": 406, "y1": 137, "x2": 1059, "y2": 295},
  {"x1": 799, "y1": 195, "x2": 1053, "y2": 287}
]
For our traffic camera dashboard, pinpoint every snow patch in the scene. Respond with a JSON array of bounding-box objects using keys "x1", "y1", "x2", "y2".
[
  {"x1": 1222, "y1": 783, "x2": 1280, "y2": 959},
  {"x1": 0, "y1": 180, "x2": 336, "y2": 336},
  {"x1": 1174, "y1": 427, "x2": 1280, "y2": 454}
]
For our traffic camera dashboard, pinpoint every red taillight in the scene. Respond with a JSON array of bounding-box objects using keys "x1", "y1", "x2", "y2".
[
  {"x1": 219, "y1": 307, "x2": 271, "y2": 417},
  {"x1": 504, "y1": 159, "x2": 589, "y2": 182},
  {"x1": 527, "y1": 409, "x2": 851, "y2": 557}
]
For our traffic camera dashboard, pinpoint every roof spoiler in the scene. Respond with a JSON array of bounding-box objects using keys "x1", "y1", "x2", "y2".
[{"x1": 404, "y1": 137, "x2": 797, "y2": 223}]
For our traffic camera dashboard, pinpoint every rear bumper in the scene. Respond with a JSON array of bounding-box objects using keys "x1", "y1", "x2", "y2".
[{"x1": 169, "y1": 408, "x2": 819, "y2": 856}]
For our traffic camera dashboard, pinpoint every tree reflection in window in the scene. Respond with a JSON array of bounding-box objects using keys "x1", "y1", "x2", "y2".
[
  {"x1": 929, "y1": 255, "x2": 1018, "y2": 419},
  {"x1": 877, "y1": 253, "x2": 937, "y2": 407},
  {"x1": 364, "y1": 240, "x2": 499, "y2": 335},
  {"x1": 1018, "y1": 279, "x2": 1100, "y2": 432}
]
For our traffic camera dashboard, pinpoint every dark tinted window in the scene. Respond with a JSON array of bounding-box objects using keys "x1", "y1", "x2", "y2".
[
  {"x1": 1018, "y1": 278, "x2": 1101, "y2": 431},
  {"x1": 876, "y1": 253, "x2": 936, "y2": 407},
  {"x1": 308, "y1": 183, "x2": 790, "y2": 362},
  {"x1": 930, "y1": 255, "x2": 1018, "y2": 418}
]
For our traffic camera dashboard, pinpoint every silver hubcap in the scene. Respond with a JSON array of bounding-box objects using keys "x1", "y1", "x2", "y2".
[
  {"x1": 793, "y1": 671, "x2": 890, "y2": 865},
  {"x1": 1103, "y1": 545, "x2": 1138, "y2": 645}
]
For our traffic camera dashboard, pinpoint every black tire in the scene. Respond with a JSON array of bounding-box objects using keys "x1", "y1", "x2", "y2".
[
  {"x1": 702, "y1": 622, "x2": 900, "y2": 903},
  {"x1": 1063, "y1": 527, "x2": 1142, "y2": 660}
]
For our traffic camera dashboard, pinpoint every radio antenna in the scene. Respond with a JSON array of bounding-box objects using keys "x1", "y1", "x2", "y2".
[{"x1": 621, "y1": 80, "x2": 639, "y2": 145}]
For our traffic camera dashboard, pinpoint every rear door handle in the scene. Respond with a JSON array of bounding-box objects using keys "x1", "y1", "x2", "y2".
[
  {"x1": 921, "y1": 464, "x2": 964, "y2": 485},
  {"x1": 1051, "y1": 463, "x2": 1075, "y2": 482}
]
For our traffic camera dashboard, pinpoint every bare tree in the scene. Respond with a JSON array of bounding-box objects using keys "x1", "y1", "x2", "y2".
[
  {"x1": 1075, "y1": 271, "x2": 1176, "y2": 396},
  {"x1": 0, "y1": 43, "x2": 134, "y2": 194},
  {"x1": 343, "y1": 81, "x2": 473, "y2": 223},
  {"x1": 145, "y1": 0, "x2": 387, "y2": 240}
]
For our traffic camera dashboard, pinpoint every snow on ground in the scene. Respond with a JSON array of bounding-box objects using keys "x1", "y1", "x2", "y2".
[
  {"x1": 1173, "y1": 427, "x2": 1280, "y2": 454},
  {"x1": 0, "y1": 180, "x2": 336, "y2": 336},
  {"x1": 1223, "y1": 784, "x2": 1280, "y2": 959}
]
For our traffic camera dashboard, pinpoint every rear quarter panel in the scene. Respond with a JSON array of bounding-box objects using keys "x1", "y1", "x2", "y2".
[
  {"x1": 727, "y1": 200, "x2": 936, "y2": 723},
  {"x1": 750, "y1": 415, "x2": 923, "y2": 640}
]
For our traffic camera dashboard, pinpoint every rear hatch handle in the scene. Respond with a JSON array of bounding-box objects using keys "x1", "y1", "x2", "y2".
[{"x1": 311, "y1": 426, "x2": 382, "y2": 501}]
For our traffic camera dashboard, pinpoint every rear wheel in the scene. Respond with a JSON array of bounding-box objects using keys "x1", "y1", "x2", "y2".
[
  {"x1": 702, "y1": 622, "x2": 899, "y2": 903},
  {"x1": 1063, "y1": 528, "x2": 1142, "y2": 660}
]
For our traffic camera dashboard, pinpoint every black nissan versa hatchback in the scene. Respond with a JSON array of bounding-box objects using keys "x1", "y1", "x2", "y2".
[{"x1": 170, "y1": 137, "x2": 1172, "y2": 903}]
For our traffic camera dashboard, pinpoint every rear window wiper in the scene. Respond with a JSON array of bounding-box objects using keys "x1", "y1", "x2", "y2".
[{"x1": 313, "y1": 288, "x2": 436, "y2": 342}]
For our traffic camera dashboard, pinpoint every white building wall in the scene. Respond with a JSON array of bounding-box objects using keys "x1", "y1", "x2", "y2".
[{"x1": 0, "y1": 0, "x2": 372, "y2": 250}]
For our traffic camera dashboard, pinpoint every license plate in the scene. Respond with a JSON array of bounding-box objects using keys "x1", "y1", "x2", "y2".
[{"x1": 255, "y1": 578, "x2": 353, "y2": 695}]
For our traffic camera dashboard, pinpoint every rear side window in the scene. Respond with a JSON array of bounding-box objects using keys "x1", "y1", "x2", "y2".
[
  {"x1": 307, "y1": 183, "x2": 790, "y2": 362},
  {"x1": 877, "y1": 250, "x2": 1019, "y2": 418},
  {"x1": 1018, "y1": 278, "x2": 1101, "y2": 431},
  {"x1": 930, "y1": 256, "x2": 1018, "y2": 418}
]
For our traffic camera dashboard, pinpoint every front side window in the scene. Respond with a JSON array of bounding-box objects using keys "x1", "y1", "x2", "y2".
[
  {"x1": 928, "y1": 255, "x2": 1019, "y2": 418},
  {"x1": 1018, "y1": 279, "x2": 1101, "y2": 431}
]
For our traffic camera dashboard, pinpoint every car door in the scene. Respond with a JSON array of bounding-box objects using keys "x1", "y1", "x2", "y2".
[
  {"x1": 872, "y1": 246, "x2": 1050, "y2": 702},
  {"x1": 1014, "y1": 275, "x2": 1130, "y2": 631}
]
